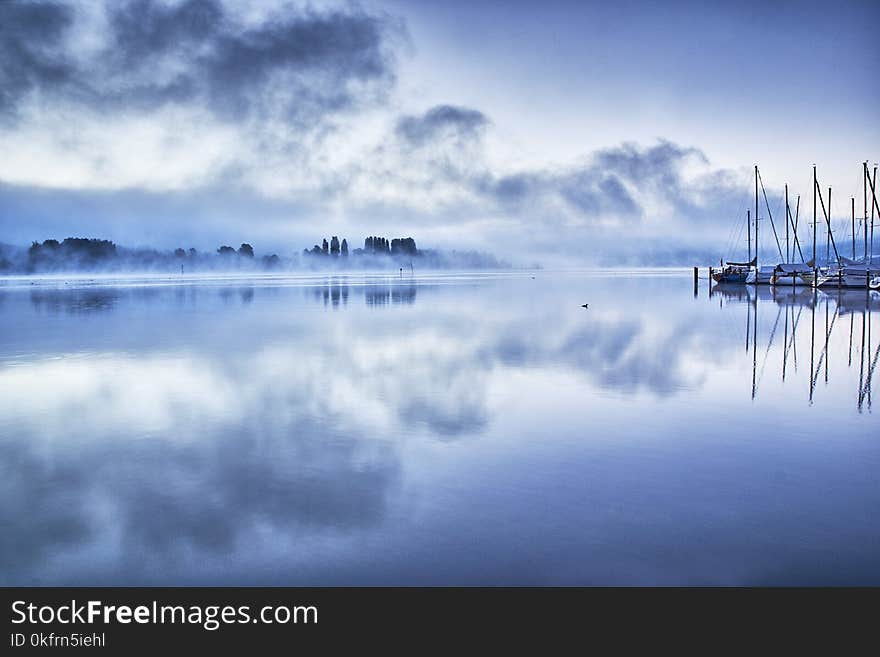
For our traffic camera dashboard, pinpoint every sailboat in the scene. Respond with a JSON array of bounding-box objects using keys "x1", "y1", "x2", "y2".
[
  {"x1": 816, "y1": 163, "x2": 880, "y2": 288},
  {"x1": 770, "y1": 183, "x2": 812, "y2": 286},
  {"x1": 712, "y1": 255, "x2": 755, "y2": 283},
  {"x1": 749, "y1": 165, "x2": 812, "y2": 286},
  {"x1": 713, "y1": 167, "x2": 760, "y2": 285}
]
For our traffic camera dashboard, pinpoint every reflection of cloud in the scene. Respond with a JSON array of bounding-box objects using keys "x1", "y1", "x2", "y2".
[
  {"x1": 0, "y1": 438, "x2": 94, "y2": 577},
  {"x1": 0, "y1": 278, "x2": 756, "y2": 583},
  {"x1": 0, "y1": 352, "x2": 401, "y2": 583}
]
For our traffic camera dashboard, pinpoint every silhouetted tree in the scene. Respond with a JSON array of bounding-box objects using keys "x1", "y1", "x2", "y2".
[
  {"x1": 217, "y1": 245, "x2": 236, "y2": 255},
  {"x1": 330, "y1": 236, "x2": 340, "y2": 255},
  {"x1": 174, "y1": 248, "x2": 186, "y2": 258},
  {"x1": 322, "y1": 238, "x2": 329, "y2": 255},
  {"x1": 341, "y1": 238, "x2": 348, "y2": 256},
  {"x1": 391, "y1": 237, "x2": 418, "y2": 255},
  {"x1": 239, "y1": 243, "x2": 254, "y2": 257}
]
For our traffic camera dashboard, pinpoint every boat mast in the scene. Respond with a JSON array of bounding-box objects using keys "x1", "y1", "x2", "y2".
[
  {"x1": 814, "y1": 175, "x2": 840, "y2": 264},
  {"x1": 826, "y1": 186, "x2": 831, "y2": 263},
  {"x1": 747, "y1": 209, "x2": 751, "y2": 262},
  {"x1": 785, "y1": 184, "x2": 790, "y2": 262},
  {"x1": 852, "y1": 196, "x2": 856, "y2": 259},
  {"x1": 865, "y1": 162, "x2": 869, "y2": 262},
  {"x1": 872, "y1": 166, "x2": 877, "y2": 262},
  {"x1": 812, "y1": 165, "x2": 817, "y2": 265},
  {"x1": 755, "y1": 165, "x2": 759, "y2": 270},
  {"x1": 792, "y1": 194, "x2": 805, "y2": 263}
]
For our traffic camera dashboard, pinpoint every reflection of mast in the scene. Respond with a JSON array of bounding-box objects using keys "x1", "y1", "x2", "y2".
[
  {"x1": 809, "y1": 287, "x2": 817, "y2": 404},
  {"x1": 745, "y1": 291, "x2": 751, "y2": 352},
  {"x1": 858, "y1": 309, "x2": 866, "y2": 411},
  {"x1": 810, "y1": 295, "x2": 838, "y2": 395},
  {"x1": 782, "y1": 294, "x2": 804, "y2": 383},
  {"x1": 860, "y1": 308, "x2": 877, "y2": 411},
  {"x1": 751, "y1": 290, "x2": 758, "y2": 399},
  {"x1": 783, "y1": 306, "x2": 790, "y2": 381},
  {"x1": 782, "y1": 302, "x2": 803, "y2": 382},
  {"x1": 849, "y1": 310, "x2": 855, "y2": 367},
  {"x1": 756, "y1": 304, "x2": 782, "y2": 396}
]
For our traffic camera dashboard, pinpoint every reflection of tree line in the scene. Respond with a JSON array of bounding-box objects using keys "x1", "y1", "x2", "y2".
[
  {"x1": 27, "y1": 286, "x2": 260, "y2": 313},
  {"x1": 29, "y1": 288, "x2": 120, "y2": 314},
  {"x1": 309, "y1": 282, "x2": 417, "y2": 307},
  {"x1": 23, "y1": 282, "x2": 420, "y2": 313},
  {"x1": 712, "y1": 283, "x2": 880, "y2": 409},
  {"x1": 218, "y1": 287, "x2": 254, "y2": 305}
]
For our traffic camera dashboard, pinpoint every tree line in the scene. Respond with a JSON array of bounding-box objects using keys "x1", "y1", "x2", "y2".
[{"x1": 303, "y1": 236, "x2": 418, "y2": 258}]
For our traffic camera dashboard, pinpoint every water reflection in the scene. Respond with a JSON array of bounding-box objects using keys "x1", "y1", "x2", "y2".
[
  {"x1": 30, "y1": 288, "x2": 120, "y2": 313},
  {"x1": 306, "y1": 282, "x2": 418, "y2": 307},
  {"x1": 0, "y1": 273, "x2": 877, "y2": 585},
  {"x1": 711, "y1": 282, "x2": 879, "y2": 409},
  {"x1": 364, "y1": 284, "x2": 417, "y2": 306}
]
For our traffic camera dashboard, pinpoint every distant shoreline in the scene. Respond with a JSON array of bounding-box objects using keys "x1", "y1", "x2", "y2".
[{"x1": 0, "y1": 237, "x2": 509, "y2": 274}]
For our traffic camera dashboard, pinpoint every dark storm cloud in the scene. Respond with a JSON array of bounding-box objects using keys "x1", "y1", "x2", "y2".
[
  {"x1": 395, "y1": 104, "x2": 489, "y2": 146},
  {"x1": 593, "y1": 140, "x2": 707, "y2": 183},
  {"x1": 0, "y1": 0, "x2": 400, "y2": 124},
  {"x1": 470, "y1": 140, "x2": 746, "y2": 232},
  {"x1": 0, "y1": 0, "x2": 77, "y2": 117},
  {"x1": 475, "y1": 147, "x2": 681, "y2": 221}
]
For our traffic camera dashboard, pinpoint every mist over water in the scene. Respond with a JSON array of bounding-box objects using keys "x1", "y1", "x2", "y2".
[{"x1": 0, "y1": 271, "x2": 877, "y2": 585}]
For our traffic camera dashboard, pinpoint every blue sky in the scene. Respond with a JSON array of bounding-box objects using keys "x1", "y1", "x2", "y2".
[{"x1": 1, "y1": 0, "x2": 877, "y2": 263}]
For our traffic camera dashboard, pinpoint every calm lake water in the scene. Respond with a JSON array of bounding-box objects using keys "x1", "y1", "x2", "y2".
[{"x1": 1, "y1": 270, "x2": 878, "y2": 585}]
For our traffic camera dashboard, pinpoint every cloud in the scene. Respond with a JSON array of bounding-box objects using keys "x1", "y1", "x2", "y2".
[
  {"x1": 0, "y1": 0, "x2": 400, "y2": 126},
  {"x1": 0, "y1": 3, "x2": 756, "y2": 264},
  {"x1": 394, "y1": 104, "x2": 489, "y2": 147},
  {"x1": 0, "y1": 0, "x2": 77, "y2": 119},
  {"x1": 335, "y1": 122, "x2": 752, "y2": 262}
]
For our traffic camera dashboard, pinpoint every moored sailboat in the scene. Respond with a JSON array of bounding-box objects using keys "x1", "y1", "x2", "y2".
[{"x1": 712, "y1": 257, "x2": 755, "y2": 283}]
